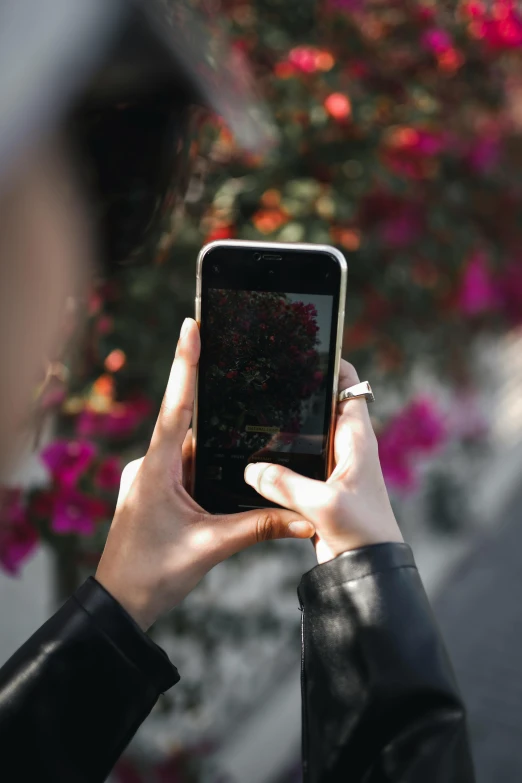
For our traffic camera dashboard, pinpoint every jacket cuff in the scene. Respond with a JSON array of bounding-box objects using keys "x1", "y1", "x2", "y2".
[
  {"x1": 298, "y1": 542, "x2": 416, "y2": 605},
  {"x1": 74, "y1": 577, "x2": 180, "y2": 693}
]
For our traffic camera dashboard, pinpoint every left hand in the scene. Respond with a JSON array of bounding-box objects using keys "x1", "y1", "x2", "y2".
[{"x1": 95, "y1": 319, "x2": 315, "y2": 630}]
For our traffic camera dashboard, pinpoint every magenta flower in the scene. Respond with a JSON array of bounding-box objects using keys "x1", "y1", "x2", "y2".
[
  {"x1": 77, "y1": 398, "x2": 152, "y2": 439},
  {"x1": 94, "y1": 456, "x2": 122, "y2": 491},
  {"x1": 421, "y1": 28, "x2": 453, "y2": 54},
  {"x1": 41, "y1": 439, "x2": 96, "y2": 486},
  {"x1": 414, "y1": 130, "x2": 446, "y2": 156},
  {"x1": 51, "y1": 489, "x2": 109, "y2": 536},
  {"x1": 402, "y1": 399, "x2": 447, "y2": 451},
  {"x1": 76, "y1": 410, "x2": 103, "y2": 437},
  {"x1": 377, "y1": 446, "x2": 416, "y2": 491},
  {"x1": 458, "y1": 251, "x2": 499, "y2": 315},
  {"x1": 378, "y1": 398, "x2": 446, "y2": 492},
  {"x1": 0, "y1": 490, "x2": 38, "y2": 575}
]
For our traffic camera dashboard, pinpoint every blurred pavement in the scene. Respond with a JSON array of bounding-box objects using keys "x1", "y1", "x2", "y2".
[{"x1": 435, "y1": 484, "x2": 522, "y2": 783}]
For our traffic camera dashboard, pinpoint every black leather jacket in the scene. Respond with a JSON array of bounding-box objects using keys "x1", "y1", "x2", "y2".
[{"x1": 0, "y1": 543, "x2": 475, "y2": 782}]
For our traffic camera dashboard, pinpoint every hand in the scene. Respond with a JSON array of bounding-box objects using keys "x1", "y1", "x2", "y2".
[
  {"x1": 95, "y1": 319, "x2": 315, "y2": 630},
  {"x1": 244, "y1": 360, "x2": 403, "y2": 564}
]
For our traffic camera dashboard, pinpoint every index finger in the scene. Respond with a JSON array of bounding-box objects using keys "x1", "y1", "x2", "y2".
[
  {"x1": 337, "y1": 360, "x2": 373, "y2": 423},
  {"x1": 149, "y1": 318, "x2": 200, "y2": 454},
  {"x1": 334, "y1": 359, "x2": 375, "y2": 459}
]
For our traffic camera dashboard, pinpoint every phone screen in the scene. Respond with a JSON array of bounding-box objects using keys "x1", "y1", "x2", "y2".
[{"x1": 194, "y1": 245, "x2": 344, "y2": 513}]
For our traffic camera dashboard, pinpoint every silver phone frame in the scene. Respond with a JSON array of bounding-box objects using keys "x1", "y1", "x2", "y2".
[{"x1": 192, "y1": 239, "x2": 348, "y2": 501}]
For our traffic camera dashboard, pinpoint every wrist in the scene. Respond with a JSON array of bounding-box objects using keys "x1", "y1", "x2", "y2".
[
  {"x1": 95, "y1": 567, "x2": 158, "y2": 631},
  {"x1": 315, "y1": 526, "x2": 404, "y2": 565}
]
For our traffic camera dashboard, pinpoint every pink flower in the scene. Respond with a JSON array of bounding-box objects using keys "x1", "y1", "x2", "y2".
[
  {"x1": 463, "y1": 1, "x2": 486, "y2": 19},
  {"x1": 466, "y1": 1, "x2": 522, "y2": 50},
  {"x1": 95, "y1": 456, "x2": 122, "y2": 491},
  {"x1": 51, "y1": 489, "x2": 109, "y2": 536},
  {"x1": 0, "y1": 490, "x2": 38, "y2": 575},
  {"x1": 421, "y1": 28, "x2": 453, "y2": 54},
  {"x1": 41, "y1": 439, "x2": 97, "y2": 486},
  {"x1": 77, "y1": 397, "x2": 153, "y2": 439},
  {"x1": 458, "y1": 251, "x2": 499, "y2": 315},
  {"x1": 288, "y1": 47, "x2": 318, "y2": 73},
  {"x1": 378, "y1": 398, "x2": 446, "y2": 491}
]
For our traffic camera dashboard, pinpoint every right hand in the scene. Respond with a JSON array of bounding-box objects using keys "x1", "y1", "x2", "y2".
[{"x1": 245, "y1": 359, "x2": 403, "y2": 564}]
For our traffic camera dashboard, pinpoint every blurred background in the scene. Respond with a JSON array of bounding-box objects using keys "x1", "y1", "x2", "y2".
[{"x1": 2, "y1": 0, "x2": 522, "y2": 780}]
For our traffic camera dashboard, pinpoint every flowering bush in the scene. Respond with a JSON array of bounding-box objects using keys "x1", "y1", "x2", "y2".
[
  {"x1": 2, "y1": 2, "x2": 522, "y2": 775},
  {"x1": 1, "y1": 0, "x2": 521, "y2": 570}
]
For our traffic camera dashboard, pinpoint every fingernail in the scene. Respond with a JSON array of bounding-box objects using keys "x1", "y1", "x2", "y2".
[
  {"x1": 180, "y1": 318, "x2": 190, "y2": 340},
  {"x1": 244, "y1": 462, "x2": 264, "y2": 485},
  {"x1": 288, "y1": 521, "x2": 315, "y2": 538}
]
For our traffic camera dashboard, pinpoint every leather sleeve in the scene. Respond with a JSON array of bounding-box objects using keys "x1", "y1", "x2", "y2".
[
  {"x1": 298, "y1": 543, "x2": 475, "y2": 783},
  {"x1": 0, "y1": 577, "x2": 179, "y2": 783}
]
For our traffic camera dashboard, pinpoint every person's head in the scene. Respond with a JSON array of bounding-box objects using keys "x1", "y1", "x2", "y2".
[{"x1": 0, "y1": 0, "x2": 273, "y2": 470}]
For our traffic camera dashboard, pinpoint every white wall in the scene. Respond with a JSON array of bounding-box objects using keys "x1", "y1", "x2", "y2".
[{"x1": 0, "y1": 547, "x2": 52, "y2": 665}]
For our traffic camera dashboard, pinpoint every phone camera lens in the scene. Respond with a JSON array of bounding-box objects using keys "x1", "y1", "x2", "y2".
[{"x1": 253, "y1": 252, "x2": 261, "y2": 262}]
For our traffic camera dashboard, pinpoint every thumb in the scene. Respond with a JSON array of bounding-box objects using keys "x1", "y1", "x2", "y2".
[
  {"x1": 213, "y1": 507, "x2": 315, "y2": 561},
  {"x1": 244, "y1": 462, "x2": 333, "y2": 521}
]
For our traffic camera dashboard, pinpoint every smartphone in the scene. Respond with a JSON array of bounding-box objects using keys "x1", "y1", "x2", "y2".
[{"x1": 192, "y1": 240, "x2": 347, "y2": 514}]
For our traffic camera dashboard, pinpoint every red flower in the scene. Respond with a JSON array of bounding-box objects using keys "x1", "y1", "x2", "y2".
[
  {"x1": 470, "y1": 3, "x2": 522, "y2": 51},
  {"x1": 95, "y1": 456, "x2": 122, "y2": 491},
  {"x1": 0, "y1": 490, "x2": 38, "y2": 575},
  {"x1": 205, "y1": 224, "x2": 235, "y2": 243},
  {"x1": 226, "y1": 370, "x2": 238, "y2": 379},
  {"x1": 41, "y1": 439, "x2": 97, "y2": 487},
  {"x1": 324, "y1": 93, "x2": 351, "y2": 121}
]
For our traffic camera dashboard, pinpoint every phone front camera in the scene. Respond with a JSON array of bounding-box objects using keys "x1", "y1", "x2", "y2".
[{"x1": 253, "y1": 252, "x2": 261, "y2": 262}]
